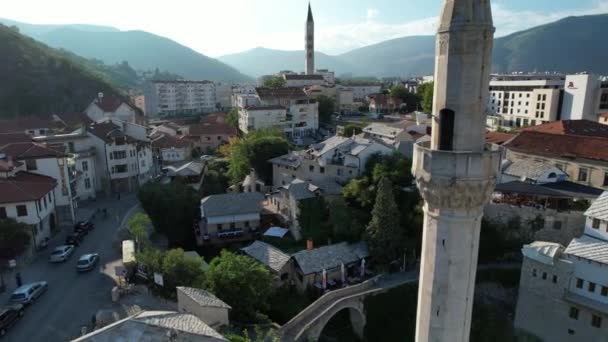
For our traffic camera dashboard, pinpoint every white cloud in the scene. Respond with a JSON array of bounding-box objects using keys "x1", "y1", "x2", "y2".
[{"x1": 366, "y1": 8, "x2": 380, "y2": 22}]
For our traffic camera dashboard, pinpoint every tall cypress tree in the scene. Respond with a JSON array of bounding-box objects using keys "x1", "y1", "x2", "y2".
[{"x1": 365, "y1": 177, "x2": 402, "y2": 267}]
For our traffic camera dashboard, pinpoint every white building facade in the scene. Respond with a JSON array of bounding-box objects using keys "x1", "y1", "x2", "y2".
[{"x1": 144, "y1": 80, "x2": 217, "y2": 117}]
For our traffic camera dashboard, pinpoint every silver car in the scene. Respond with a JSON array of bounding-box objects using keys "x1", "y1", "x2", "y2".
[
  {"x1": 9, "y1": 281, "x2": 48, "y2": 305},
  {"x1": 49, "y1": 245, "x2": 75, "y2": 263},
  {"x1": 76, "y1": 253, "x2": 99, "y2": 272}
]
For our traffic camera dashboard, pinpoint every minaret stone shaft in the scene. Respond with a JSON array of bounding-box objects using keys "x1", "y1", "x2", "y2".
[
  {"x1": 305, "y1": 2, "x2": 315, "y2": 75},
  {"x1": 412, "y1": 1, "x2": 500, "y2": 341}
]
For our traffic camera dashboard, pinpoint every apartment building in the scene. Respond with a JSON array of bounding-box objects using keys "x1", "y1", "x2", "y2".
[
  {"x1": 487, "y1": 73, "x2": 608, "y2": 131},
  {"x1": 345, "y1": 85, "x2": 383, "y2": 101},
  {"x1": 514, "y1": 191, "x2": 608, "y2": 341},
  {"x1": 237, "y1": 87, "x2": 319, "y2": 138},
  {"x1": 283, "y1": 74, "x2": 325, "y2": 88},
  {"x1": 144, "y1": 80, "x2": 217, "y2": 117}
]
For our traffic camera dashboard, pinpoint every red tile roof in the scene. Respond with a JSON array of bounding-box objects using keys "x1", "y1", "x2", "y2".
[
  {"x1": 0, "y1": 133, "x2": 32, "y2": 147},
  {"x1": 0, "y1": 171, "x2": 57, "y2": 204},
  {"x1": 485, "y1": 131, "x2": 516, "y2": 145},
  {"x1": 200, "y1": 112, "x2": 227, "y2": 124},
  {"x1": 505, "y1": 131, "x2": 608, "y2": 162},
  {"x1": 0, "y1": 142, "x2": 66, "y2": 160},
  {"x1": 91, "y1": 94, "x2": 143, "y2": 116},
  {"x1": 189, "y1": 122, "x2": 237, "y2": 137},
  {"x1": 522, "y1": 120, "x2": 608, "y2": 138},
  {"x1": 151, "y1": 134, "x2": 191, "y2": 149},
  {"x1": 599, "y1": 113, "x2": 608, "y2": 119},
  {"x1": 55, "y1": 112, "x2": 93, "y2": 130},
  {"x1": 87, "y1": 122, "x2": 137, "y2": 144},
  {"x1": 0, "y1": 117, "x2": 57, "y2": 134}
]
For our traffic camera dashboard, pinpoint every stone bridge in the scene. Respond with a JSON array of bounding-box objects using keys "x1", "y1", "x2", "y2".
[{"x1": 277, "y1": 271, "x2": 418, "y2": 342}]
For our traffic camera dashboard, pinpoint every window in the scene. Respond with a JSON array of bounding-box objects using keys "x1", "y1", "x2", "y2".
[
  {"x1": 567, "y1": 329, "x2": 575, "y2": 335},
  {"x1": 82, "y1": 161, "x2": 88, "y2": 172},
  {"x1": 112, "y1": 151, "x2": 127, "y2": 159},
  {"x1": 68, "y1": 142, "x2": 75, "y2": 153},
  {"x1": 603, "y1": 172, "x2": 608, "y2": 187},
  {"x1": 589, "y1": 282, "x2": 596, "y2": 293},
  {"x1": 569, "y1": 307, "x2": 579, "y2": 320},
  {"x1": 337, "y1": 169, "x2": 343, "y2": 176},
  {"x1": 576, "y1": 278, "x2": 584, "y2": 288},
  {"x1": 602, "y1": 286, "x2": 608, "y2": 297},
  {"x1": 320, "y1": 167, "x2": 325, "y2": 174},
  {"x1": 542, "y1": 272, "x2": 547, "y2": 280},
  {"x1": 592, "y1": 315, "x2": 602, "y2": 328},
  {"x1": 309, "y1": 165, "x2": 314, "y2": 172},
  {"x1": 553, "y1": 221, "x2": 562, "y2": 230},
  {"x1": 25, "y1": 159, "x2": 37, "y2": 171},
  {"x1": 0, "y1": 207, "x2": 6, "y2": 219},
  {"x1": 84, "y1": 178, "x2": 91, "y2": 189},
  {"x1": 217, "y1": 136, "x2": 222, "y2": 141},
  {"x1": 543, "y1": 94, "x2": 547, "y2": 101},
  {"x1": 16, "y1": 205, "x2": 27, "y2": 217},
  {"x1": 578, "y1": 168, "x2": 589, "y2": 182},
  {"x1": 552, "y1": 275, "x2": 558, "y2": 283},
  {"x1": 217, "y1": 223, "x2": 223, "y2": 230},
  {"x1": 593, "y1": 218, "x2": 601, "y2": 229},
  {"x1": 532, "y1": 268, "x2": 537, "y2": 277}
]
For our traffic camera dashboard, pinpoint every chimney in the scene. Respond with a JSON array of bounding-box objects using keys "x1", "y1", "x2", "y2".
[
  {"x1": 306, "y1": 239, "x2": 314, "y2": 250},
  {"x1": 97, "y1": 92, "x2": 104, "y2": 103}
]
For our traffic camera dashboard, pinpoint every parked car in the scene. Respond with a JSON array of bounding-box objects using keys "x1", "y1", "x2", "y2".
[
  {"x1": 0, "y1": 304, "x2": 24, "y2": 336},
  {"x1": 74, "y1": 221, "x2": 94, "y2": 234},
  {"x1": 9, "y1": 282, "x2": 48, "y2": 305},
  {"x1": 49, "y1": 245, "x2": 75, "y2": 263},
  {"x1": 65, "y1": 231, "x2": 85, "y2": 246},
  {"x1": 76, "y1": 253, "x2": 99, "y2": 272}
]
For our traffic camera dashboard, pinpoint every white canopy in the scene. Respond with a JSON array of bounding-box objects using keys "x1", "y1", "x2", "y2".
[{"x1": 263, "y1": 227, "x2": 289, "y2": 238}]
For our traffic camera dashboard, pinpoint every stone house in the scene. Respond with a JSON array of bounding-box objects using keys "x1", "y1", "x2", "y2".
[
  {"x1": 269, "y1": 135, "x2": 393, "y2": 189},
  {"x1": 84, "y1": 92, "x2": 145, "y2": 126},
  {"x1": 151, "y1": 133, "x2": 192, "y2": 165},
  {"x1": 514, "y1": 191, "x2": 608, "y2": 340},
  {"x1": 291, "y1": 242, "x2": 369, "y2": 293},
  {"x1": 198, "y1": 192, "x2": 264, "y2": 244},
  {"x1": 188, "y1": 114, "x2": 237, "y2": 153},
  {"x1": 176, "y1": 287, "x2": 231, "y2": 329}
]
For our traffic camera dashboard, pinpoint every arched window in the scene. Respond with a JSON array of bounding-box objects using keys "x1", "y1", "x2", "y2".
[{"x1": 548, "y1": 172, "x2": 557, "y2": 179}]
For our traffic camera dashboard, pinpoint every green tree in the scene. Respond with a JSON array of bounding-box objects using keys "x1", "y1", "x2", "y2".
[
  {"x1": 0, "y1": 219, "x2": 31, "y2": 259},
  {"x1": 138, "y1": 182, "x2": 200, "y2": 247},
  {"x1": 389, "y1": 85, "x2": 408, "y2": 100},
  {"x1": 298, "y1": 197, "x2": 329, "y2": 243},
  {"x1": 227, "y1": 108, "x2": 239, "y2": 128},
  {"x1": 341, "y1": 124, "x2": 363, "y2": 137},
  {"x1": 365, "y1": 177, "x2": 402, "y2": 267},
  {"x1": 329, "y1": 198, "x2": 364, "y2": 242},
  {"x1": 226, "y1": 326, "x2": 279, "y2": 342},
  {"x1": 315, "y1": 95, "x2": 335, "y2": 123},
  {"x1": 417, "y1": 82, "x2": 434, "y2": 113},
  {"x1": 263, "y1": 76, "x2": 286, "y2": 89},
  {"x1": 204, "y1": 251, "x2": 273, "y2": 322},
  {"x1": 227, "y1": 129, "x2": 289, "y2": 184},
  {"x1": 127, "y1": 213, "x2": 151, "y2": 250}
]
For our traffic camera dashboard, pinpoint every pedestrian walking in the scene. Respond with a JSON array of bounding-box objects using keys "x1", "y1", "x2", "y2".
[{"x1": 15, "y1": 272, "x2": 22, "y2": 287}]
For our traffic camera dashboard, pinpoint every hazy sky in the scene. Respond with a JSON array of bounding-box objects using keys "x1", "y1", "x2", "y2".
[{"x1": 3, "y1": 0, "x2": 608, "y2": 57}]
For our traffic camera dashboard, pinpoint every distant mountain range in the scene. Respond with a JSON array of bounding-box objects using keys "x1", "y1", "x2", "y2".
[
  {"x1": 0, "y1": 24, "x2": 123, "y2": 118},
  {"x1": 220, "y1": 14, "x2": 608, "y2": 78},
  {"x1": 1, "y1": 18, "x2": 252, "y2": 83}
]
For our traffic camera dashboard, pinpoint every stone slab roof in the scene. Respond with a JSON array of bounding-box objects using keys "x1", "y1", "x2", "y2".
[
  {"x1": 241, "y1": 241, "x2": 291, "y2": 273},
  {"x1": 584, "y1": 191, "x2": 608, "y2": 221},
  {"x1": 565, "y1": 235, "x2": 608, "y2": 265},
  {"x1": 522, "y1": 241, "x2": 565, "y2": 265},
  {"x1": 177, "y1": 287, "x2": 231, "y2": 309},
  {"x1": 293, "y1": 242, "x2": 369, "y2": 275},
  {"x1": 73, "y1": 311, "x2": 227, "y2": 342},
  {"x1": 502, "y1": 159, "x2": 563, "y2": 181},
  {"x1": 201, "y1": 192, "x2": 264, "y2": 218},
  {"x1": 363, "y1": 123, "x2": 404, "y2": 137}
]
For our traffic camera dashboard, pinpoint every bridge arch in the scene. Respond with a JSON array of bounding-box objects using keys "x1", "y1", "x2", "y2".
[{"x1": 301, "y1": 299, "x2": 366, "y2": 342}]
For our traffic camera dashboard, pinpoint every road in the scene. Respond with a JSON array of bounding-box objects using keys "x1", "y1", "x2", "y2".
[{"x1": 2, "y1": 194, "x2": 139, "y2": 342}]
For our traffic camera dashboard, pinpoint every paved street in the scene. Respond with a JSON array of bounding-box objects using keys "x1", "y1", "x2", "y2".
[{"x1": 1, "y1": 194, "x2": 139, "y2": 342}]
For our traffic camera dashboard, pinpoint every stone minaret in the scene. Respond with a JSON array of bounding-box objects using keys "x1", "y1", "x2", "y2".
[
  {"x1": 305, "y1": 2, "x2": 314, "y2": 75},
  {"x1": 412, "y1": 0, "x2": 501, "y2": 341}
]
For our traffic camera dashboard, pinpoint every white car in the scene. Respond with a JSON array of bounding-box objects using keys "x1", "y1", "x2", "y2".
[
  {"x1": 49, "y1": 245, "x2": 75, "y2": 263},
  {"x1": 9, "y1": 281, "x2": 48, "y2": 305},
  {"x1": 76, "y1": 253, "x2": 99, "y2": 272}
]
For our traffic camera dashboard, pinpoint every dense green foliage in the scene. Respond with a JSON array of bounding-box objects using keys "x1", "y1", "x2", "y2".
[
  {"x1": 340, "y1": 124, "x2": 363, "y2": 137},
  {"x1": 416, "y1": 82, "x2": 434, "y2": 113},
  {"x1": 202, "y1": 160, "x2": 231, "y2": 197},
  {"x1": 127, "y1": 213, "x2": 151, "y2": 250},
  {"x1": 298, "y1": 197, "x2": 330, "y2": 243},
  {"x1": 227, "y1": 108, "x2": 239, "y2": 128},
  {"x1": 137, "y1": 182, "x2": 200, "y2": 248},
  {"x1": 0, "y1": 24, "x2": 120, "y2": 118},
  {"x1": 315, "y1": 95, "x2": 335, "y2": 123},
  {"x1": 225, "y1": 129, "x2": 290, "y2": 184},
  {"x1": 479, "y1": 217, "x2": 544, "y2": 262},
  {"x1": 262, "y1": 75, "x2": 286, "y2": 88},
  {"x1": 389, "y1": 85, "x2": 420, "y2": 112},
  {"x1": 225, "y1": 326, "x2": 279, "y2": 342},
  {"x1": 365, "y1": 178, "x2": 402, "y2": 267},
  {"x1": 203, "y1": 251, "x2": 273, "y2": 322},
  {"x1": 0, "y1": 219, "x2": 31, "y2": 259},
  {"x1": 7, "y1": 21, "x2": 251, "y2": 82},
  {"x1": 136, "y1": 247, "x2": 205, "y2": 299}
]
